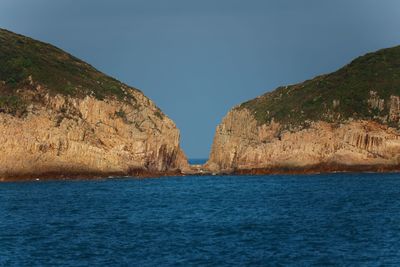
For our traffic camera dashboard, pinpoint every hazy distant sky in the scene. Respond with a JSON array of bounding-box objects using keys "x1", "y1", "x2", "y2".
[{"x1": 1, "y1": 0, "x2": 400, "y2": 158}]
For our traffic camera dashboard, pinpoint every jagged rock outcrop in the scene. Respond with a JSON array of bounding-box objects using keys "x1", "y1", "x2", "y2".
[
  {"x1": 206, "y1": 45, "x2": 400, "y2": 174},
  {"x1": 0, "y1": 29, "x2": 188, "y2": 180},
  {"x1": 206, "y1": 109, "x2": 400, "y2": 173}
]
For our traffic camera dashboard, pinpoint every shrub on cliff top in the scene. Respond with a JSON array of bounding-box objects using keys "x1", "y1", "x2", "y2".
[
  {"x1": 240, "y1": 45, "x2": 400, "y2": 129},
  {"x1": 0, "y1": 28, "x2": 138, "y2": 102}
]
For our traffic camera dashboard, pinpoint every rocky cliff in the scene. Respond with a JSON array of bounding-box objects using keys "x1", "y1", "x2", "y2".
[
  {"x1": 0, "y1": 29, "x2": 188, "y2": 180},
  {"x1": 206, "y1": 45, "x2": 400, "y2": 174}
]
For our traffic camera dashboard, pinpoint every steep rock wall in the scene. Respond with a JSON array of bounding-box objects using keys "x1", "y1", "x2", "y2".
[
  {"x1": 205, "y1": 108, "x2": 400, "y2": 173},
  {"x1": 0, "y1": 86, "x2": 188, "y2": 180}
]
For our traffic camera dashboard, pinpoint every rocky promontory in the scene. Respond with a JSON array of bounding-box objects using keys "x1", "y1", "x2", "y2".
[
  {"x1": 205, "y1": 45, "x2": 400, "y2": 174},
  {"x1": 0, "y1": 29, "x2": 188, "y2": 181}
]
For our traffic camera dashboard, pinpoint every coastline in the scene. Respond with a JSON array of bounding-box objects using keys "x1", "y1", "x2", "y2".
[
  {"x1": 2, "y1": 163, "x2": 400, "y2": 182},
  {"x1": 232, "y1": 163, "x2": 400, "y2": 175},
  {"x1": 0, "y1": 169, "x2": 185, "y2": 182}
]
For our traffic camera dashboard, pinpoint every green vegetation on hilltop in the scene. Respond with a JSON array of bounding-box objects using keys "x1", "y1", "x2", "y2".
[
  {"x1": 0, "y1": 28, "x2": 138, "y2": 101},
  {"x1": 240, "y1": 45, "x2": 400, "y2": 128}
]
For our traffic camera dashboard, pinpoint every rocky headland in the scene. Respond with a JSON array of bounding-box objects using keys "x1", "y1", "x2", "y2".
[
  {"x1": 0, "y1": 29, "x2": 188, "y2": 181},
  {"x1": 205, "y1": 45, "x2": 400, "y2": 174},
  {"x1": 2, "y1": 28, "x2": 400, "y2": 180}
]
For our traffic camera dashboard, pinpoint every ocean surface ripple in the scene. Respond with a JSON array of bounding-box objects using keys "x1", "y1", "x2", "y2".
[{"x1": 1, "y1": 173, "x2": 400, "y2": 266}]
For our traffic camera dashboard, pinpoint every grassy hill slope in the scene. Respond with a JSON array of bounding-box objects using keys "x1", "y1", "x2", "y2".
[
  {"x1": 240, "y1": 45, "x2": 400, "y2": 129},
  {"x1": 0, "y1": 28, "x2": 140, "y2": 114}
]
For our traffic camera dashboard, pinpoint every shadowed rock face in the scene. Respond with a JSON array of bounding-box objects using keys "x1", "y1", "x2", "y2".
[
  {"x1": 0, "y1": 29, "x2": 188, "y2": 180},
  {"x1": 206, "y1": 45, "x2": 400, "y2": 174}
]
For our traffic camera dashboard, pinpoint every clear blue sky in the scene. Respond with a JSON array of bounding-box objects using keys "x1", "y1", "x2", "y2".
[{"x1": 1, "y1": 0, "x2": 400, "y2": 158}]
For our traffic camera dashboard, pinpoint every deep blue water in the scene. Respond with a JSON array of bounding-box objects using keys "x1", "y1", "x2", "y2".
[{"x1": 1, "y1": 173, "x2": 400, "y2": 266}]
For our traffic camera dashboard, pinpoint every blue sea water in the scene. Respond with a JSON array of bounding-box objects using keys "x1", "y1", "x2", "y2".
[
  {"x1": 1, "y1": 173, "x2": 400, "y2": 266},
  {"x1": 188, "y1": 159, "x2": 208, "y2": 165}
]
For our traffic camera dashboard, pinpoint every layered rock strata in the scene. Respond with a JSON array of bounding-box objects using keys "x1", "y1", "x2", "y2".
[
  {"x1": 0, "y1": 84, "x2": 188, "y2": 180},
  {"x1": 0, "y1": 28, "x2": 188, "y2": 180},
  {"x1": 206, "y1": 108, "x2": 400, "y2": 174},
  {"x1": 206, "y1": 44, "x2": 400, "y2": 174}
]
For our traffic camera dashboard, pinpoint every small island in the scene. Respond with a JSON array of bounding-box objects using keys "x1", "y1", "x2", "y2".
[
  {"x1": 0, "y1": 28, "x2": 189, "y2": 181},
  {"x1": 2, "y1": 28, "x2": 400, "y2": 180},
  {"x1": 205, "y1": 45, "x2": 400, "y2": 174}
]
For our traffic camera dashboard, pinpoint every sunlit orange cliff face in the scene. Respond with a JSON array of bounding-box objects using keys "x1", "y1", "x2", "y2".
[
  {"x1": 0, "y1": 28, "x2": 189, "y2": 180},
  {"x1": 2, "y1": 28, "x2": 400, "y2": 180},
  {"x1": 205, "y1": 45, "x2": 400, "y2": 174}
]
